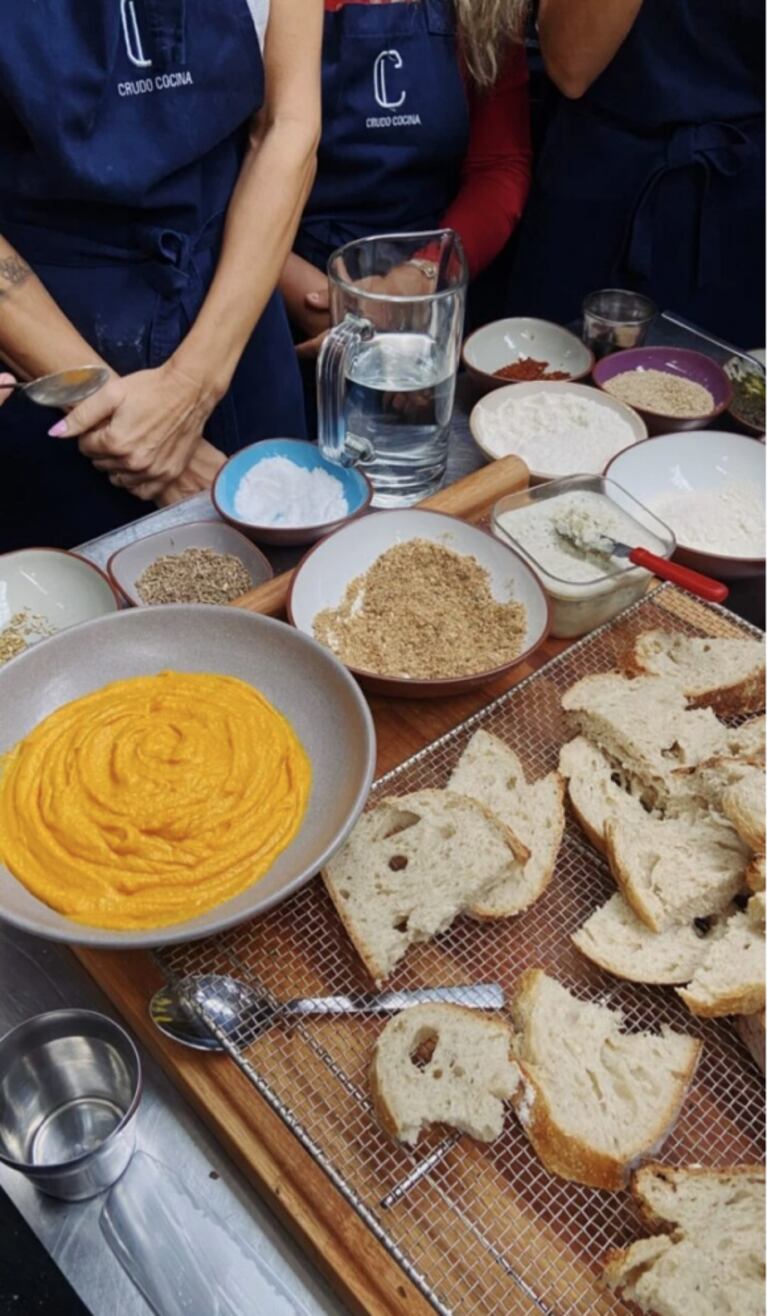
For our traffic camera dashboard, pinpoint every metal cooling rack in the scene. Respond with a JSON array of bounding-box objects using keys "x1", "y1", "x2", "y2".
[{"x1": 157, "y1": 585, "x2": 766, "y2": 1316}]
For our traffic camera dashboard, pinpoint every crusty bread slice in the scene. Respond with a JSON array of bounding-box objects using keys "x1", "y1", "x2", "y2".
[
  {"x1": 448, "y1": 730, "x2": 565, "y2": 918},
  {"x1": 677, "y1": 893, "x2": 765, "y2": 1018},
  {"x1": 369, "y1": 1004, "x2": 518, "y2": 1146},
  {"x1": 561, "y1": 674, "x2": 732, "y2": 807},
  {"x1": 621, "y1": 630, "x2": 765, "y2": 717},
  {"x1": 722, "y1": 768, "x2": 766, "y2": 853},
  {"x1": 736, "y1": 1011, "x2": 766, "y2": 1074},
  {"x1": 603, "y1": 1163, "x2": 766, "y2": 1316},
  {"x1": 322, "y1": 790, "x2": 527, "y2": 984},
  {"x1": 747, "y1": 854, "x2": 765, "y2": 893},
  {"x1": 509, "y1": 970, "x2": 701, "y2": 1191},
  {"x1": 572, "y1": 893, "x2": 722, "y2": 985},
  {"x1": 605, "y1": 814, "x2": 749, "y2": 932},
  {"x1": 558, "y1": 736, "x2": 647, "y2": 853},
  {"x1": 729, "y1": 714, "x2": 766, "y2": 764}
]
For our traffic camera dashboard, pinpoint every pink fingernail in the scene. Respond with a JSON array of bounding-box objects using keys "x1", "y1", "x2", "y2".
[
  {"x1": 48, "y1": 420, "x2": 68, "y2": 437},
  {"x1": 307, "y1": 293, "x2": 320, "y2": 304}
]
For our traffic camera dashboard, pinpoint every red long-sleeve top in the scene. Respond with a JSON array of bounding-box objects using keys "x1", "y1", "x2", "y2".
[{"x1": 324, "y1": 0, "x2": 532, "y2": 276}]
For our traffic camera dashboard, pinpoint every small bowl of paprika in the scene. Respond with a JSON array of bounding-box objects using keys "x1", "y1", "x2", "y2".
[{"x1": 463, "y1": 317, "x2": 594, "y2": 396}]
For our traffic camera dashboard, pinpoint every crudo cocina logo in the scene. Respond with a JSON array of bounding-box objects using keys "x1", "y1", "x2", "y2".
[
  {"x1": 121, "y1": 0, "x2": 152, "y2": 68},
  {"x1": 373, "y1": 49, "x2": 406, "y2": 110}
]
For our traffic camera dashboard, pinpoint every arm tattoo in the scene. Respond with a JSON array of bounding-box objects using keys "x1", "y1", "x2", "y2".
[{"x1": 0, "y1": 255, "x2": 32, "y2": 300}]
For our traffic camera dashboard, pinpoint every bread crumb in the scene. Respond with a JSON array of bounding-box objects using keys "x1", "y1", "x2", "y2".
[{"x1": 313, "y1": 539, "x2": 527, "y2": 679}]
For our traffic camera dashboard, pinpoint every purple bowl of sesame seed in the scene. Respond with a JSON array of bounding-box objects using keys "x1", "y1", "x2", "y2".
[{"x1": 592, "y1": 346, "x2": 732, "y2": 434}]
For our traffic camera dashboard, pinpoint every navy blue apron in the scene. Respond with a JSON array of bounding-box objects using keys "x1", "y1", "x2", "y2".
[
  {"x1": 507, "y1": 0, "x2": 765, "y2": 345},
  {"x1": 0, "y1": 0, "x2": 305, "y2": 551},
  {"x1": 295, "y1": 0, "x2": 470, "y2": 272}
]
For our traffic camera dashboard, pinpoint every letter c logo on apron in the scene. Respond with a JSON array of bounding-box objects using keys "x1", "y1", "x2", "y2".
[
  {"x1": 373, "y1": 49, "x2": 406, "y2": 110},
  {"x1": 121, "y1": 0, "x2": 152, "y2": 68}
]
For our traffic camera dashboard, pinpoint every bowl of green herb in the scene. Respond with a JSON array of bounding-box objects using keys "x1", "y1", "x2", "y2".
[{"x1": 726, "y1": 353, "x2": 765, "y2": 437}]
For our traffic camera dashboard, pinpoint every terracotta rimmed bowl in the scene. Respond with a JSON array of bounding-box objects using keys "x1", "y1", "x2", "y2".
[
  {"x1": 0, "y1": 548, "x2": 119, "y2": 651},
  {"x1": 592, "y1": 346, "x2": 732, "y2": 435},
  {"x1": 469, "y1": 381, "x2": 647, "y2": 483},
  {"x1": 0, "y1": 606, "x2": 375, "y2": 948},
  {"x1": 287, "y1": 508, "x2": 551, "y2": 698},
  {"x1": 463, "y1": 317, "x2": 594, "y2": 395},
  {"x1": 606, "y1": 430, "x2": 765, "y2": 581},
  {"x1": 213, "y1": 438, "x2": 374, "y2": 547},
  {"x1": 108, "y1": 520, "x2": 273, "y2": 607}
]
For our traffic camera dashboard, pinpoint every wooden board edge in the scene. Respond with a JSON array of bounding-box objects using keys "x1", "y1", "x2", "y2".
[{"x1": 73, "y1": 946, "x2": 434, "y2": 1316}]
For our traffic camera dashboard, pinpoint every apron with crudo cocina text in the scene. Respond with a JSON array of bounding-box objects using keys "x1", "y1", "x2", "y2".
[
  {"x1": 0, "y1": 0, "x2": 304, "y2": 549},
  {"x1": 295, "y1": 0, "x2": 470, "y2": 272}
]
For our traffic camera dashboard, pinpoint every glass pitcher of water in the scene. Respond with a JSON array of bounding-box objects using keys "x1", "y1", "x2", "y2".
[{"x1": 317, "y1": 231, "x2": 467, "y2": 506}]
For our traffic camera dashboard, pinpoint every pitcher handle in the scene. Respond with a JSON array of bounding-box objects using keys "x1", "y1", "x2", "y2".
[{"x1": 317, "y1": 314, "x2": 375, "y2": 465}]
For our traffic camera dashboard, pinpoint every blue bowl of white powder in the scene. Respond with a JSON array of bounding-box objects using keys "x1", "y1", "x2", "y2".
[{"x1": 213, "y1": 439, "x2": 373, "y2": 546}]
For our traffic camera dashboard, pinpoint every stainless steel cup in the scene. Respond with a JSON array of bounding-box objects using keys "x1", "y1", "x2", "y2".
[
  {"x1": 582, "y1": 288, "x2": 657, "y2": 358},
  {"x1": 0, "y1": 1009, "x2": 142, "y2": 1201}
]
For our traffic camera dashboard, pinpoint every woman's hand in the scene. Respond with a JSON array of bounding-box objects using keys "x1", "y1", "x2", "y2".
[
  {"x1": 0, "y1": 371, "x2": 14, "y2": 402},
  {"x1": 148, "y1": 438, "x2": 227, "y2": 507},
  {"x1": 49, "y1": 358, "x2": 219, "y2": 491},
  {"x1": 295, "y1": 283, "x2": 332, "y2": 360}
]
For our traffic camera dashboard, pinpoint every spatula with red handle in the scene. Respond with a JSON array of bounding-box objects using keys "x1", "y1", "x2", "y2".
[{"x1": 556, "y1": 526, "x2": 729, "y2": 604}]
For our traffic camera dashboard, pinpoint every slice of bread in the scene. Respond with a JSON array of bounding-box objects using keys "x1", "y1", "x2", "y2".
[
  {"x1": 730, "y1": 714, "x2": 766, "y2": 764},
  {"x1": 747, "y1": 854, "x2": 765, "y2": 893},
  {"x1": 736, "y1": 1011, "x2": 766, "y2": 1074},
  {"x1": 369, "y1": 1004, "x2": 518, "y2": 1146},
  {"x1": 559, "y1": 736, "x2": 648, "y2": 853},
  {"x1": 722, "y1": 768, "x2": 766, "y2": 853},
  {"x1": 509, "y1": 969, "x2": 702, "y2": 1191},
  {"x1": 603, "y1": 1163, "x2": 766, "y2": 1316},
  {"x1": 322, "y1": 790, "x2": 527, "y2": 984},
  {"x1": 561, "y1": 674, "x2": 732, "y2": 807},
  {"x1": 621, "y1": 630, "x2": 765, "y2": 717},
  {"x1": 448, "y1": 730, "x2": 565, "y2": 918},
  {"x1": 605, "y1": 814, "x2": 749, "y2": 932},
  {"x1": 677, "y1": 893, "x2": 765, "y2": 1018},
  {"x1": 572, "y1": 893, "x2": 721, "y2": 985}
]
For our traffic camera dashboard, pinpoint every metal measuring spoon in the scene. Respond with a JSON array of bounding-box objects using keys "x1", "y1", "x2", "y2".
[
  {"x1": 149, "y1": 973, "x2": 506, "y2": 1052},
  {"x1": 0, "y1": 365, "x2": 110, "y2": 409}
]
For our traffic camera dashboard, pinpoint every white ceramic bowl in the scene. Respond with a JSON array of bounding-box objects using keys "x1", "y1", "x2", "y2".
[
  {"x1": 606, "y1": 431, "x2": 765, "y2": 580},
  {"x1": 469, "y1": 381, "x2": 647, "y2": 483},
  {"x1": 288, "y1": 508, "x2": 551, "y2": 697},
  {"x1": 463, "y1": 317, "x2": 594, "y2": 394},
  {"x1": 0, "y1": 549, "x2": 119, "y2": 650},
  {"x1": 108, "y1": 520, "x2": 273, "y2": 607},
  {"x1": 0, "y1": 607, "x2": 375, "y2": 948}
]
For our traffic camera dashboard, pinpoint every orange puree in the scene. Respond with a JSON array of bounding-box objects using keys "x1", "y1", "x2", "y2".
[{"x1": 0, "y1": 671, "x2": 311, "y2": 930}]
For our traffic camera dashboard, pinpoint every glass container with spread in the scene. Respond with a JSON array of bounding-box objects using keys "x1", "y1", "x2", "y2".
[{"x1": 491, "y1": 475, "x2": 675, "y2": 638}]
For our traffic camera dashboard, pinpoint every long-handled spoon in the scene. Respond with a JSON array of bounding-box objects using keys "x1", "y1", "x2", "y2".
[
  {"x1": 150, "y1": 973, "x2": 506, "y2": 1052},
  {"x1": 0, "y1": 366, "x2": 109, "y2": 409}
]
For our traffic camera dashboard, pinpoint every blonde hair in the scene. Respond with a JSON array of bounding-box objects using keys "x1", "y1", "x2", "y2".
[{"x1": 454, "y1": 0, "x2": 529, "y2": 87}]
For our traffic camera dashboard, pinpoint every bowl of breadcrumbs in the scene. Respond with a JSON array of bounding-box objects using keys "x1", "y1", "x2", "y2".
[{"x1": 287, "y1": 509, "x2": 551, "y2": 697}]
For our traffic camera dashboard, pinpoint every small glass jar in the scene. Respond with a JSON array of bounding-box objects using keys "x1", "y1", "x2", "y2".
[
  {"x1": 491, "y1": 475, "x2": 675, "y2": 639},
  {"x1": 582, "y1": 289, "x2": 657, "y2": 359}
]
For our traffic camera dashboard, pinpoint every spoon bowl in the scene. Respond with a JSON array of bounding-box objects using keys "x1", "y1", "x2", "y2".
[{"x1": 0, "y1": 366, "x2": 110, "y2": 409}]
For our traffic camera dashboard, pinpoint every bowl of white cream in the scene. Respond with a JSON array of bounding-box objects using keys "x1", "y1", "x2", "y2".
[
  {"x1": 213, "y1": 439, "x2": 373, "y2": 546},
  {"x1": 469, "y1": 381, "x2": 647, "y2": 482},
  {"x1": 606, "y1": 431, "x2": 765, "y2": 580},
  {"x1": 491, "y1": 476, "x2": 675, "y2": 638}
]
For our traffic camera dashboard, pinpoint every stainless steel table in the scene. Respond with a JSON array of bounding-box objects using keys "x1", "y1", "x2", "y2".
[
  {"x1": 2, "y1": 404, "x2": 484, "y2": 1316},
  {"x1": 0, "y1": 929, "x2": 341, "y2": 1316}
]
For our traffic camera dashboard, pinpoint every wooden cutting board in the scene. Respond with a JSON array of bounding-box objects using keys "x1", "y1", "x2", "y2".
[{"x1": 74, "y1": 453, "x2": 574, "y2": 1316}]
